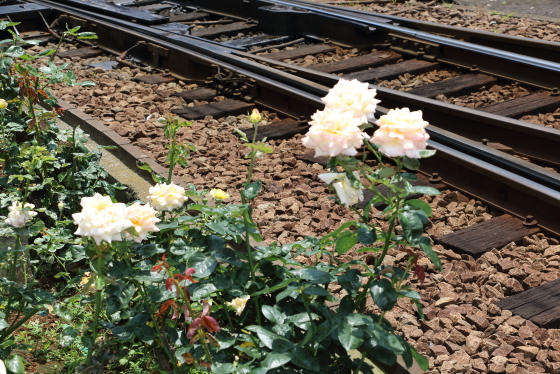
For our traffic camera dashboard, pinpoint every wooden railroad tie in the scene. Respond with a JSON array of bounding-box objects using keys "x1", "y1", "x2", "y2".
[
  {"x1": 480, "y1": 91, "x2": 560, "y2": 118},
  {"x1": 56, "y1": 47, "x2": 104, "y2": 59},
  {"x1": 496, "y1": 278, "x2": 560, "y2": 328},
  {"x1": 171, "y1": 100, "x2": 255, "y2": 121},
  {"x1": 172, "y1": 88, "x2": 217, "y2": 103},
  {"x1": 264, "y1": 44, "x2": 337, "y2": 61},
  {"x1": 408, "y1": 74, "x2": 498, "y2": 99},
  {"x1": 235, "y1": 118, "x2": 308, "y2": 142},
  {"x1": 311, "y1": 50, "x2": 403, "y2": 74},
  {"x1": 169, "y1": 12, "x2": 210, "y2": 22},
  {"x1": 343, "y1": 59, "x2": 439, "y2": 82},
  {"x1": 190, "y1": 22, "x2": 258, "y2": 39},
  {"x1": 134, "y1": 74, "x2": 177, "y2": 85},
  {"x1": 434, "y1": 214, "x2": 539, "y2": 258}
]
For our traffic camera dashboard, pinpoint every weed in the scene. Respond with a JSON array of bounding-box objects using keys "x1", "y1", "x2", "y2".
[
  {"x1": 441, "y1": 0, "x2": 453, "y2": 9},
  {"x1": 502, "y1": 11, "x2": 515, "y2": 21}
]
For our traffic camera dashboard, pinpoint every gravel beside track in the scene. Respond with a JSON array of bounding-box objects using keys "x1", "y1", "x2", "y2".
[{"x1": 37, "y1": 3, "x2": 560, "y2": 370}]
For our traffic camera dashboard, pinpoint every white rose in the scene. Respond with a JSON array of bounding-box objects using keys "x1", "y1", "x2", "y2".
[
  {"x1": 370, "y1": 108, "x2": 430, "y2": 159},
  {"x1": 73, "y1": 193, "x2": 133, "y2": 245},
  {"x1": 4, "y1": 201, "x2": 37, "y2": 228},
  {"x1": 318, "y1": 172, "x2": 363, "y2": 207},
  {"x1": 321, "y1": 79, "x2": 381, "y2": 124},
  {"x1": 226, "y1": 295, "x2": 250, "y2": 316},
  {"x1": 302, "y1": 108, "x2": 366, "y2": 157},
  {"x1": 126, "y1": 202, "x2": 160, "y2": 243},
  {"x1": 146, "y1": 183, "x2": 186, "y2": 211}
]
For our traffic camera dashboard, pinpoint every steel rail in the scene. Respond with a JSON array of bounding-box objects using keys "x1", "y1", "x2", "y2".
[
  {"x1": 181, "y1": 0, "x2": 560, "y2": 90},
  {"x1": 20, "y1": 0, "x2": 560, "y2": 235},
  {"x1": 29, "y1": 0, "x2": 560, "y2": 168},
  {"x1": 270, "y1": 0, "x2": 560, "y2": 66}
]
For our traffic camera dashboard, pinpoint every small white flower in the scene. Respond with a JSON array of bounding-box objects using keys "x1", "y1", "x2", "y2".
[
  {"x1": 226, "y1": 295, "x2": 250, "y2": 316},
  {"x1": 319, "y1": 172, "x2": 363, "y2": 208},
  {"x1": 4, "y1": 201, "x2": 37, "y2": 228},
  {"x1": 146, "y1": 182, "x2": 186, "y2": 211}
]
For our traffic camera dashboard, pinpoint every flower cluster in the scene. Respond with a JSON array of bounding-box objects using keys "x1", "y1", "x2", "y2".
[
  {"x1": 4, "y1": 201, "x2": 37, "y2": 228},
  {"x1": 73, "y1": 193, "x2": 159, "y2": 245}
]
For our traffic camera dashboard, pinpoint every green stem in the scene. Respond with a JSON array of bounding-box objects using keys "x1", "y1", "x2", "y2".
[
  {"x1": 217, "y1": 295, "x2": 235, "y2": 329},
  {"x1": 137, "y1": 283, "x2": 180, "y2": 374},
  {"x1": 354, "y1": 354, "x2": 366, "y2": 374},
  {"x1": 86, "y1": 248, "x2": 103, "y2": 366},
  {"x1": 301, "y1": 293, "x2": 317, "y2": 355},
  {"x1": 50, "y1": 32, "x2": 66, "y2": 62},
  {"x1": 5, "y1": 235, "x2": 21, "y2": 319},
  {"x1": 245, "y1": 120, "x2": 260, "y2": 184},
  {"x1": 0, "y1": 306, "x2": 41, "y2": 343}
]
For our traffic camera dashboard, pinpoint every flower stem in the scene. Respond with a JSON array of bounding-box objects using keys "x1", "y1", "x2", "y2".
[
  {"x1": 86, "y1": 247, "x2": 104, "y2": 366},
  {"x1": 217, "y1": 294, "x2": 235, "y2": 329},
  {"x1": 5, "y1": 235, "x2": 21, "y2": 319},
  {"x1": 137, "y1": 283, "x2": 180, "y2": 374}
]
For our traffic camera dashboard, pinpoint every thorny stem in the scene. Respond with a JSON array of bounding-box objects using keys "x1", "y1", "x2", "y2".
[
  {"x1": 301, "y1": 293, "x2": 318, "y2": 356},
  {"x1": 5, "y1": 235, "x2": 21, "y2": 319},
  {"x1": 217, "y1": 294, "x2": 235, "y2": 329},
  {"x1": 50, "y1": 32, "x2": 66, "y2": 62}
]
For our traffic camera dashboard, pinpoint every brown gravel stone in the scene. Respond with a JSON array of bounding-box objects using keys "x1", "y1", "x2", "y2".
[
  {"x1": 431, "y1": 345, "x2": 450, "y2": 357},
  {"x1": 493, "y1": 344, "x2": 515, "y2": 357},
  {"x1": 466, "y1": 334, "x2": 483, "y2": 355},
  {"x1": 515, "y1": 346, "x2": 540, "y2": 360},
  {"x1": 466, "y1": 314, "x2": 491, "y2": 330}
]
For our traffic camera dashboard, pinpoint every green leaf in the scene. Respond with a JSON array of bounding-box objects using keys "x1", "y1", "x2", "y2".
[
  {"x1": 252, "y1": 278, "x2": 296, "y2": 297},
  {"x1": 398, "y1": 210, "x2": 424, "y2": 246},
  {"x1": 291, "y1": 269, "x2": 334, "y2": 284},
  {"x1": 4, "y1": 46, "x2": 24, "y2": 58},
  {"x1": 243, "y1": 180, "x2": 262, "y2": 200},
  {"x1": 262, "y1": 305, "x2": 285, "y2": 325},
  {"x1": 212, "y1": 363, "x2": 236, "y2": 374},
  {"x1": 303, "y1": 285, "x2": 329, "y2": 296},
  {"x1": 402, "y1": 156, "x2": 420, "y2": 170},
  {"x1": 337, "y1": 321, "x2": 364, "y2": 351},
  {"x1": 419, "y1": 149, "x2": 436, "y2": 158},
  {"x1": 53, "y1": 303, "x2": 72, "y2": 322},
  {"x1": 5, "y1": 355, "x2": 24, "y2": 374},
  {"x1": 357, "y1": 227, "x2": 376, "y2": 245},
  {"x1": 363, "y1": 338, "x2": 397, "y2": 366},
  {"x1": 378, "y1": 167, "x2": 395, "y2": 179},
  {"x1": 135, "y1": 325, "x2": 155, "y2": 345},
  {"x1": 0, "y1": 319, "x2": 7, "y2": 330},
  {"x1": 290, "y1": 347, "x2": 320, "y2": 372},
  {"x1": 405, "y1": 199, "x2": 432, "y2": 216},
  {"x1": 193, "y1": 283, "x2": 218, "y2": 299},
  {"x1": 338, "y1": 269, "x2": 362, "y2": 297},
  {"x1": 214, "y1": 331, "x2": 236, "y2": 351},
  {"x1": 410, "y1": 185, "x2": 440, "y2": 196},
  {"x1": 60, "y1": 326, "x2": 79, "y2": 347},
  {"x1": 287, "y1": 312, "x2": 319, "y2": 330},
  {"x1": 412, "y1": 346, "x2": 429, "y2": 370},
  {"x1": 370, "y1": 279, "x2": 397, "y2": 311},
  {"x1": 245, "y1": 326, "x2": 293, "y2": 352},
  {"x1": 276, "y1": 287, "x2": 299, "y2": 303},
  {"x1": 186, "y1": 251, "x2": 217, "y2": 278},
  {"x1": 76, "y1": 32, "x2": 98, "y2": 39},
  {"x1": 261, "y1": 352, "x2": 291, "y2": 370},
  {"x1": 335, "y1": 230, "x2": 359, "y2": 255},
  {"x1": 419, "y1": 237, "x2": 442, "y2": 271}
]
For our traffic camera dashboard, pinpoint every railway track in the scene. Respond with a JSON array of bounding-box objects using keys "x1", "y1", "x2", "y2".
[{"x1": 4, "y1": 1, "x2": 560, "y2": 372}]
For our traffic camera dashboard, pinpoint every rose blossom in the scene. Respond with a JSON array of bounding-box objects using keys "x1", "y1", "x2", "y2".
[
  {"x1": 4, "y1": 201, "x2": 37, "y2": 228},
  {"x1": 146, "y1": 182, "x2": 186, "y2": 211},
  {"x1": 226, "y1": 295, "x2": 250, "y2": 316},
  {"x1": 126, "y1": 202, "x2": 160, "y2": 243},
  {"x1": 318, "y1": 172, "x2": 363, "y2": 207},
  {"x1": 370, "y1": 108, "x2": 430, "y2": 158},
  {"x1": 0, "y1": 99, "x2": 7, "y2": 110},
  {"x1": 321, "y1": 79, "x2": 381, "y2": 123},
  {"x1": 302, "y1": 108, "x2": 365, "y2": 157},
  {"x1": 210, "y1": 189, "x2": 230, "y2": 200},
  {"x1": 73, "y1": 193, "x2": 133, "y2": 244}
]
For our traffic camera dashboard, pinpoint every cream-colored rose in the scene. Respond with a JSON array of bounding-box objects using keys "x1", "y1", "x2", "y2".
[
  {"x1": 210, "y1": 189, "x2": 230, "y2": 200},
  {"x1": 249, "y1": 108, "x2": 262, "y2": 123},
  {"x1": 302, "y1": 108, "x2": 365, "y2": 157},
  {"x1": 370, "y1": 108, "x2": 430, "y2": 158},
  {"x1": 319, "y1": 172, "x2": 363, "y2": 208},
  {"x1": 4, "y1": 201, "x2": 37, "y2": 228},
  {"x1": 226, "y1": 295, "x2": 250, "y2": 316},
  {"x1": 73, "y1": 193, "x2": 133, "y2": 245},
  {"x1": 126, "y1": 202, "x2": 160, "y2": 243},
  {"x1": 0, "y1": 99, "x2": 7, "y2": 110},
  {"x1": 0, "y1": 358, "x2": 6, "y2": 374},
  {"x1": 321, "y1": 79, "x2": 381, "y2": 124},
  {"x1": 146, "y1": 182, "x2": 186, "y2": 211}
]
